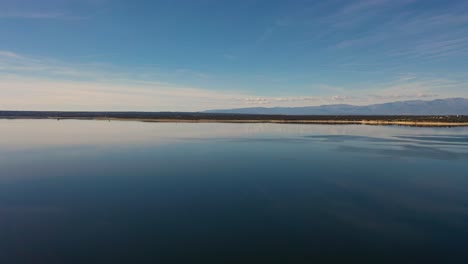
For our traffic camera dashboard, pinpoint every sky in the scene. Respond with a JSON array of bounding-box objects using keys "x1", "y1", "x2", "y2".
[{"x1": 1, "y1": 0, "x2": 468, "y2": 111}]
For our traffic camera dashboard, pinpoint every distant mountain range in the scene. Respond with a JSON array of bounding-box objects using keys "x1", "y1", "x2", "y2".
[{"x1": 205, "y1": 98, "x2": 468, "y2": 115}]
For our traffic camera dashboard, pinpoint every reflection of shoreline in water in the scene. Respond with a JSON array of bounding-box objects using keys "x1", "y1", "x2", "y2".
[
  {"x1": 3, "y1": 116, "x2": 468, "y2": 127},
  {"x1": 307, "y1": 134, "x2": 468, "y2": 145},
  {"x1": 1, "y1": 119, "x2": 467, "y2": 151},
  {"x1": 337, "y1": 145, "x2": 468, "y2": 161},
  {"x1": 306, "y1": 135, "x2": 468, "y2": 160}
]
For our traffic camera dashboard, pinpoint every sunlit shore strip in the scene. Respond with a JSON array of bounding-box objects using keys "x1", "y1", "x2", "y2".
[
  {"x1": 109, "y1": 118, "x2": 468, "y2": 126},
  {"x1": 2, "y1": 117, "x2": 467, "y2": 127}
]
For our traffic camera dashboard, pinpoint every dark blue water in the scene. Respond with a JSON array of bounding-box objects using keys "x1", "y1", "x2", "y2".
[{"x1": 1, "y1": 120, "x2": 468, "y2": 263}]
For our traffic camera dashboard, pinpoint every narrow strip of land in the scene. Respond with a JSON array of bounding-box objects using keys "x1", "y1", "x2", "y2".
[
  {"x1": 102, "y1": 118, "x2": 468, "y2": 126},
  {"x1": 1, "y1": 111, "x2": 467, "y2": 127}
]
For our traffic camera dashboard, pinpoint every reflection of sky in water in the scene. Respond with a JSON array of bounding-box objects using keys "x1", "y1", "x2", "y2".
[
  {"x1": 1, "y1": 119, "x2": 468, "y2": 150},
  {"x1": 1, "y1": 120, "x2": 468, "y2": 263},
  {"x1": 305, "y1": 134, "x2": 468, "y2": 160}
]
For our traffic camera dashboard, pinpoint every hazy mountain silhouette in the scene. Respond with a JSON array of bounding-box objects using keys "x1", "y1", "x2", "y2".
[{"x1": 206, "y1": 98, "x2": 468, "y2": 115}]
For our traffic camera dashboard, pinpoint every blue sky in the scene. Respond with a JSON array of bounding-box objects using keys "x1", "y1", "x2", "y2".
[{"x1": 1, "y1": 0, "x2": 467, "y2": 111}]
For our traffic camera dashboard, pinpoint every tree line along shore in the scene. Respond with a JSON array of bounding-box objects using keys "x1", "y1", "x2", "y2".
[{"x1": 0, "y1": 111, "x2": 467, "y2": 126}]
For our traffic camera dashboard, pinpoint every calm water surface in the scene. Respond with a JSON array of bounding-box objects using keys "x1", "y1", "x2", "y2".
[{"x1": 1, "y1": 120, "x2": 468, "y2": 263}]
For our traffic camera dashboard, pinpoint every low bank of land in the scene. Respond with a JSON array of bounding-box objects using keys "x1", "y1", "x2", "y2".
[{"x1": 1, "y1": 111, "x2": 467, "y2": 127}]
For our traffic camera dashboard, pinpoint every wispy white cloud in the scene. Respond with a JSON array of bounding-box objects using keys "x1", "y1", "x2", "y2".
[
  {"x1": 331, "y1": 95, "x2": 361, "y2": 101},
  {"x1": 328, "y1": 1, "x2": 468, "y2": 62},
  {"x1": 339, "y1": 0, "x2": 395, "y2": 15},
  {"x1": 0, "y1": 10, "x2": 85, "y2": 20},
  {"x1": 242, "y1": 96, "x2": 322, "y2": 105},
  {"x1": 397, "y1": 73, "x2": 418, "y2": 82},
  {"x1": 360, "y1": 77, "x2": 466, "y2": 102},
  {"x1": 0, "y1": 76, "x2": 250, "y2": 111},
  {"x1": 224, "y1": 54, "x2": 237, "y2": 61},
  {"x1": 253, "y1": 0, "x2": 462, "y2": 77},
  {"x1": 0, "y1": 51, "x2": 248, "y2": 111},
  {"x1": 0, "y1": 12, "x2": 64, "y2": 19},
  {"x1": 0, "y1": 50, "x2": 466, "y2": 110},
  {"x1": 0, "y1": 50, "x2": 24, "y2": 59},
  {"x1": 0, "y1": 0, "x2": 89, "y2": 20},
  {"x1": 390, "y1": 37, "x2": 468, "y2": 61},
  {"x1": 237, "y1": 75, "x2": 468, "y2": 107},
  {"x1": 320, "y1": 0, "x2": 415, "y2": 29},
  {"x1": 368, "y1": 93, "x2": 438, "y2": 100}
]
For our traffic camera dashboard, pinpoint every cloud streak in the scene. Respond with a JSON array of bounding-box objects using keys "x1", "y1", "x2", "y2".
[
  {"x1": 0, "y1": 51, "x2": 24, "y2": 59},
  {"x1": 0, "y1": 50, "x2": 467, "y2": 110},
  {"x1": 329, "y1": 1, "x2": 468, "y2": 62},
  {"x1": 275, "y1": 0, "x2": 468, "y2": 73},
  {"x1": 0, "y1": 12, "x2": 67, "y2": 19}
]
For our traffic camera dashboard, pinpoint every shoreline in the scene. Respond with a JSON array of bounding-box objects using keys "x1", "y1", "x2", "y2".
[{"x1": 2, "y1": 117, "x2": 468, "y2": 127}]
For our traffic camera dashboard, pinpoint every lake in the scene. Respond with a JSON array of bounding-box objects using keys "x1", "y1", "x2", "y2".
[{"x1": 1, "y1": 120, "x2": 468, "y2": 263}]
